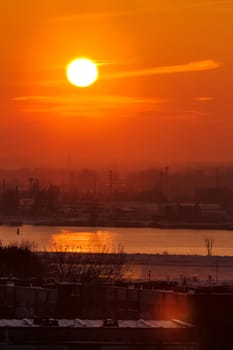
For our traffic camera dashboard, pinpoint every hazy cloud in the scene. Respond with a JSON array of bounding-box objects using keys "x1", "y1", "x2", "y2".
[
  {"x1": 7, "y1": 60, "x2": 222, "y2": 89},
  {"x1": 103, "y1": 60, "x2": 222, "y2": 80},
  {"x1": 12, "y1": 94, "x2": 209, "y2": 121},
  {"x1": 12, "y1": 95, "x2": 164, "y2": 104},
  {"x1": 12, "y1": 95, "x2": 166, "y2": 117},
  {"x1": 48, "y1": 10, "x2": 137, "y2": 23},
  {"x1": 48, "y1": 1, "x2": 233, "y2": 23},
  {"x1": 193, "y1": 97, "x2": 214, "y2": 101}
]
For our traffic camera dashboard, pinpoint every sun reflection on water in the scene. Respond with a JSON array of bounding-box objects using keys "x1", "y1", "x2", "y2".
[{"x1": 49, "y1": 230, "x2": 115, "y2": 252}]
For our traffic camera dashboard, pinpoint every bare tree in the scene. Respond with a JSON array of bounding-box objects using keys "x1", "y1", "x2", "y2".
[
  {"x1": 204, "y1": 236, "x2": 214, "y2": 256},
  {"x1": 50, "y1": 243, "x2": 79, "y2": 281},
  {"x1": 44, "y1": 242, "x2": 127, "y2": 282}
]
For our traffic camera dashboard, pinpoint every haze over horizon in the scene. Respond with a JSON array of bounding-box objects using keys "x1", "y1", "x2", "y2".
[{"x1": 1, "y1": 0, "x2": 233, "y2": 168}]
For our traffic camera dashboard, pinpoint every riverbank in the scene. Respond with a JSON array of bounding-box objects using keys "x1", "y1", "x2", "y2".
[{"x1": 125, "y1": 253, "x2": 233, "y2": 282}]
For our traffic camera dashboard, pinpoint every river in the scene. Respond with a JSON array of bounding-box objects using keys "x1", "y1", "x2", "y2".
[{"x1": 0, "y1": 225, "x2": 233, "y2": 255}]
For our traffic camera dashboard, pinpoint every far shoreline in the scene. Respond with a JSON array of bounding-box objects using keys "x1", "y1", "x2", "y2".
[
  {"x1": 1, "y1": 219, "x2": 233, "y2": 231},
  {"x1": 35, "y1": 251, "x2": 233, "y2": 261}
]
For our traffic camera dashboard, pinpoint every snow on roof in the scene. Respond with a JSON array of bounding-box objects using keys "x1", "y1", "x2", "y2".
[
  {"x1": 132, "y1": 320, "x2": 187, "y2": 328},
  {"x1": 82, "y1": 320, "x2": 103, "y2": 327},
  {"x1": 0, "y1": 319, "x2": 26, "y2": 327},
  {"x1": 0, "y1": 319, "x2": 193, "y2": 328}
]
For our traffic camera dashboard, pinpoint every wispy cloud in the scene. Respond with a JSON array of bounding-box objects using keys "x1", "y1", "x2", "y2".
[
  {"x1": 193, "y1": 97, "x2": 214, "y2": 102},
  {"x1": 7, "y1": 59, "x2": 222, "y2": 88},
  {"x1": 36, "y1": 59, "x2": 138, "y2": 72},
  {"x1": 12, "y1": 95, "x2": 166, "y2": 117},
  {"x1": 12, "y1": 95, "x2": 164, "y2": 104},
  {"x1": 48, "y1": 1, "x2": 233, "y2": 23},
  {"x1": 48, "y1": 10, "x2": 137, "y2": 23},
  {"x1": 12, "y1": 94, "x2": 212, "y2": 122},
  {"x1": 102, "y1": 60, "x2": 222, "y2": 80},
  {"x1": 12, "y1": 94, "x2": 210, "y2": 121},
  {"x1": 184, "y1": 0, "x2": 233, "y2": 9}
]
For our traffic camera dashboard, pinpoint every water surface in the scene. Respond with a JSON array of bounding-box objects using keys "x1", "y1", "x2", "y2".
[{"x1": 0, "y1": 225, "x2": 233, "y2": 255}]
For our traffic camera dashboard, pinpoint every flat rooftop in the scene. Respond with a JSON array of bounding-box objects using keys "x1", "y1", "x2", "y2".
[{"x1": 0, "y1": 319, "x2": 193, "y2": 328}]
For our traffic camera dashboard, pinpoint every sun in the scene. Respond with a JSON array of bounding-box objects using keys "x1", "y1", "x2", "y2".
[{"x1": 66, "y1": 58, "x2": 98, "y2": 87}]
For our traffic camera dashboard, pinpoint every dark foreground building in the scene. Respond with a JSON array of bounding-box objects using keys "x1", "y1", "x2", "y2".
[
  {"x1": 2, "y1": 280, "x2": 233, "y2": 348},
  {"x1": 0, "y1": 318, "x2": 197, "y2": 350}
]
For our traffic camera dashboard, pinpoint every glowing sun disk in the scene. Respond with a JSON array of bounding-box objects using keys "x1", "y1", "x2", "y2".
[{"x1": 66, "y1": 58, "x2": 98, "y2": 87}]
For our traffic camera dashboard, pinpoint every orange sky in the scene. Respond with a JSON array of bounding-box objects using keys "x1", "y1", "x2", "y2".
[{"x1": 0, "y1": 0, "x2": 233, "y2": 168}]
